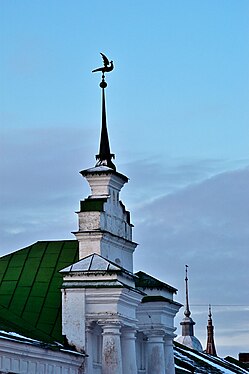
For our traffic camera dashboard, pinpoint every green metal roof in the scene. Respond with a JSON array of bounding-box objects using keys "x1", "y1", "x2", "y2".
[{"x1": 0, "y1": 240, "x2": 78, "y2": 344}]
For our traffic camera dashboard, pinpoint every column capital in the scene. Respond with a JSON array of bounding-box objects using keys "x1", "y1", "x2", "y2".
[
  {"x1": 99, "y1": 320, "x2": 123, "y2": 337},
  {"x1": 121, "y1": 326, "x2": 138, "y2": 374},
  {"x1": 121, "y1": 326, "x2": 137, "y2": 341},
  {"x1": 101, "y1": 321, "x2": 123, "y2": 374},
  {"x1": 144, "y1": 328, "x2": 167, "y2": 339},
  {"x1": 85, "y1": 320, "x2": 96, "y2": 332},
  {"x1": 122, "y1": 325, "x2": 137, "y2": 333}
]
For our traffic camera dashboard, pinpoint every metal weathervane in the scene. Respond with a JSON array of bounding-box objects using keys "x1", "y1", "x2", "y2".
[{"x1": 92, "y1": 53, "x2": 114, "y2": 88}]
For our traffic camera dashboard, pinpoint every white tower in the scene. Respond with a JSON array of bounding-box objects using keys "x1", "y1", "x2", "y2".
[
  {"x1": 61, "y1": 54, "x2": 181, "y2": 374},
  {"x1": 73, "y1": 70, "x2": 136, "y2": 272}
]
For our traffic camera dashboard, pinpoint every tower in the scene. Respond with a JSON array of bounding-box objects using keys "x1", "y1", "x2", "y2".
[
  {"x1": 61, "y1": 54, "x2": 142, "y2": 373},
  {"x1": 175, "y1": 265, "x2": 203, "y2": 351},
  {"x1": 73, "y1": 56, "x2": 137, "y2": 273},
  {"x1": 205, "y1": 305, "x2": 217, "y2": 356},
  {"x1": 60, "y1": 54, "x2": 181, "y2": 374}
]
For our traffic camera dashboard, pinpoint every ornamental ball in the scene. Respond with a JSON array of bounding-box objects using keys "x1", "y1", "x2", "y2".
[{"x1": 100, "y1": 81, "x2": 107, "y2": 88}]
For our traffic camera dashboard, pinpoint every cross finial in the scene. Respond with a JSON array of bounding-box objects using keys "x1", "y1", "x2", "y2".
[{"x1": 208, "y1": 304, "x2": 212, "y2": 318}]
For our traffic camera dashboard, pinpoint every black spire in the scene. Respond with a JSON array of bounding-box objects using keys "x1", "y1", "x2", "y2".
[
  {"x1": 185, "y1": 264, "x2": 191, "y2": 318},
  {"x1": 93, "y1": 53, "x2": 115, "y2": 170}
]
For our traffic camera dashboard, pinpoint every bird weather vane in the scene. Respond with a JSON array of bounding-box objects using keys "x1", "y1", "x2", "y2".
[{"x1": 92, "y1": 53, "x2": 114, "y2": 88}]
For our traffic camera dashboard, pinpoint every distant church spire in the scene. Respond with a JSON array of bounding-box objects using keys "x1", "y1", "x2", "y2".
[
  {"x1": 184, "y1": 264, "x2": 191, "y2": 318},
  {"x1": 175, "y1": 265, "x2": 203, "y2": 352},
  {"x1": 205, "y1": 305, "x2": 217, "y2": 356},
  {"x1": 93, "y1": 53, "x2": 116, "y2": 170},
  {"x1": 181, "y1": 265, "x2": 195, "y2": 336}
]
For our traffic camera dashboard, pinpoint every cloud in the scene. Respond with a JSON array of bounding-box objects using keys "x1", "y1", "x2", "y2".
[
  {"x1": 120, "y1": 156, "x2": 249, "y2": 208},
  {"x1": 134, "y1": 166, "x2": 249, "y2": 292},
  {"x1": 131, "y1": 166, "x2": 249, "y2": 356},
  {"x1": 1, "y1": 132, "x2": 248, "y2": 357},
  {"x1": 0, "y1": 125, "x2": 95, "y2": 254}
]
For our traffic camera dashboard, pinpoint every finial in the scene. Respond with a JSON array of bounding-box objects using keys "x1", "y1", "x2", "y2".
[
  {"x1": 208, "y1": 304, "x2": 212, "y2": 319},
  {"x1": 92, "y1": 53, "x2": 116, "y2": 170},
  {"x1": 184, "y1": 265, "x2": 191, "y2": 318},
  {"x1": 177, "y1": 264, "x2": 203, "y2": 348},
  {"x1": 92, "y1": 53, "x2": 114, "y2": 87}
]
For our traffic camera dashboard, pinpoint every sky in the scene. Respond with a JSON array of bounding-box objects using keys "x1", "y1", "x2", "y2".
[{"x1": 1, "y1": 0, "x2": 249, "y2": 359}]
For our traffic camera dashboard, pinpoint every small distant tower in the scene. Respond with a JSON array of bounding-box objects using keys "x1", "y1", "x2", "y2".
[
  {"x1": 175, "y1": 265, "x2": 203, "y2": 351},
  {"x1": 205, "y1": 305, "x2": 217, "y2": 356}
]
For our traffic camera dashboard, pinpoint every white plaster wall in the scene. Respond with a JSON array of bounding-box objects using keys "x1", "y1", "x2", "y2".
[
  {"x1": 103, "y1": 197, "x2": 132, "y2": 241},
  {"x1": 84, "y1": 171, "x2": 126, "y2": 199},
  {"x1": 78, "y1": 199, "x2": 132, "y2": 242},
  {"x1": 136, "y1": 300, "x2": 181, "y2": 349},
  {"x1": 85, "y1": 288, "x2": 141, "y2": 323},
  {"x1": 76, "y1": 232, "x2": 136, "y2": 272},
  {"x1": 78, "y1": 211, "x2": 102, "y2": 231},
  {"x1": 143, "y1": 287, "x2": 174, "y2": 301},
  {"x1": 62, "y1": 288, "x2": 86, "y2": 352},
  {"x1": 0, "y1": 338, "x2": 84, "y2": 374},
  {"x1": 76, "y1": 170, "x2": 136, "y2": 272}
]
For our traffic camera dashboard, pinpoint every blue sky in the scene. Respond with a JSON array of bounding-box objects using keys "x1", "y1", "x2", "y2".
[{"x1": 1, "y1": 0, "x2": 249, "y2": 358}]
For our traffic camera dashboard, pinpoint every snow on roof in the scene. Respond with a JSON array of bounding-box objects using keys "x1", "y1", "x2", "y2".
[{"x1": 174, "y1": 342, "x2": 249, "y2": 374}]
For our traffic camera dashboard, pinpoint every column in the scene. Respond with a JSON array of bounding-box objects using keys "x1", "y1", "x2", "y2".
[
  {"x1": 85, "y1": 322, "x2": 94, "y2": 374},
  {"x1": 164, "y1": 336, "x2": 175, "y2": 374},
  {"x1": 101, "y1": 322, "x2": 123, "y2": 374},
  {"x1": 121, "y1": 327, "x2": 138, "y2": 374},
  {"x1": 146, "y1": 331, "x2": 166, "y2": 374}
]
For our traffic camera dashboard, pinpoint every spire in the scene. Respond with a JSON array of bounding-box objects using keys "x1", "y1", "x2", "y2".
[
  {"x1": 175, "y1": 265, "x2": 203, "y2": 351},
  {"x1": 185, "y1": 264, "x2": 191, "y2": 318},
  {"x1": 180, "y1": 265, "x2": 195, "y2": 336},
  {"x1": 205, "y1": 305, "x2": 217, "y2": 356},
  {"x1": 93, "y1": 53, "x2": 116, "y2": 170}
]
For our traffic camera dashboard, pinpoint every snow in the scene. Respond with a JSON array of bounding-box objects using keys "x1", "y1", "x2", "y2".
[{"x1": 175, "y1": 347, "x2": 249, "y2": 374}]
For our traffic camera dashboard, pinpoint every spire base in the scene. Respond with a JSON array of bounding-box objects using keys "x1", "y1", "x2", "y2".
[{"x1": 95, "y1": 153, "x2": 116, "y2": 170}]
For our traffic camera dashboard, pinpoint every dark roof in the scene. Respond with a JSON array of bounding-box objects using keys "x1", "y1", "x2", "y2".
[
  {"x1": 174, "y1": 342, "x2": 249, "y2": 374},
  {"x1": 141, "y1": 295, "x2": 179, "y2": 304},
  {"x1": 0, "y1": 240, "x2": 78, "y2": 343},
  {"x1": 135, "y1": 271, "x2": 177, "y2": 293},
  {"x1": 226, "y1": 356, "x2": 249, "y2": 371}
]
